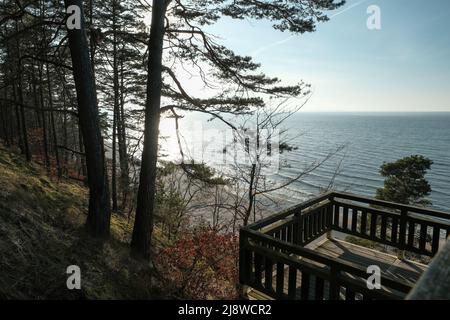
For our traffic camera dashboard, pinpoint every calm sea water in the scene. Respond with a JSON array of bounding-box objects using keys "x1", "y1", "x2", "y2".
[
  {"x1": 160, "y1": 112, "x2": 450, "y2": 212},
  {"x1": 275, "y1": 112, "x2": 450, "y2": 212}
]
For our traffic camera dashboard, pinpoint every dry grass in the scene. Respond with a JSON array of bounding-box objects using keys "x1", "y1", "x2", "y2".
[{"x1": 0, "y1": 145, "x2": 156, "y2": 299}]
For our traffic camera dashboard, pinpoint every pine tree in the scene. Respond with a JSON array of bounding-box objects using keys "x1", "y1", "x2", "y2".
[{"x1": 131, "y1": 0, "x2": 345, "y2": 259}]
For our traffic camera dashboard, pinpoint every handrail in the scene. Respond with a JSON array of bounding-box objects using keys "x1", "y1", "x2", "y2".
[
  {"x1": 246, "y1": 191, "x2": 333, "y2": 230},
  {"x1": 240, "y1": 192, "x2": 450, "y2": 300},
  {"x1": 243, "y1": 228, "x2": 413, "y2": 293},
  {"x1": 244, "y1": 191, "x2": 450, "y2": 232},
  {"x1": 332, "y1": 191, "x2": 450, "y2": 220}
]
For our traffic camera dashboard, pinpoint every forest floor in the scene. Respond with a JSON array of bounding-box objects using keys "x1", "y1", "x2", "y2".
[{"x1": 0, "y1": 144, "x2": 159, "y2": 299}]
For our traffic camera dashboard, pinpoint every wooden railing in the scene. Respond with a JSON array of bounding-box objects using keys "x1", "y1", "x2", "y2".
[
  {"x1": 239, "y1": 192, "x2": 450, "y2": 300},
  {"x1": 331, "y1": 192, "x2": 450, "y2": 256}
]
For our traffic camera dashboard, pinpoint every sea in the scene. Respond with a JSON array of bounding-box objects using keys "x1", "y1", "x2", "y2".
[{"x1": 159, "y1": 112, "x2": 450, "y2": 213}]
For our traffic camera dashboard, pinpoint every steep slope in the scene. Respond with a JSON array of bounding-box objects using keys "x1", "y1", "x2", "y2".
[{"x1": 0, "y1": 145, "x2": 154, "y2": 299}]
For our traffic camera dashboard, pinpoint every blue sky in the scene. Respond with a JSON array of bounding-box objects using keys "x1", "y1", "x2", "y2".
[{"x1": 205, "y1": 0, "x2": 450, "y2": 112}]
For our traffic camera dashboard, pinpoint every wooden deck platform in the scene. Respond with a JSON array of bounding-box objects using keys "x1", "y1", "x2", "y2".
[
  {"x1": 248, "y1": 238, "x2": 427, "y2": 300},
  {"x1": 313, "y1": 238, "x2": 427, "y2": 283},
  {"x1": 242, "y1": 192, "x2": 449, "y2": 300}
]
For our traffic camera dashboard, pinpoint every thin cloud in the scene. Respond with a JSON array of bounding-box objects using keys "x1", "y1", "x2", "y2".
[
  {"x1": 250, "y1": 0, "x2": 370, "y2": 57},
  {"x1": 330, "y1": 0, "x2": 369, "y2": 19}
]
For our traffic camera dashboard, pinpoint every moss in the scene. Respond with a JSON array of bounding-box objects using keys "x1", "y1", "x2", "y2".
[
  {"x1": 345, "y1": 236, "x2": 377, "y2": 249},
  {"x1": 0, "y1": 145, "x2": 156, "y2": 299}
]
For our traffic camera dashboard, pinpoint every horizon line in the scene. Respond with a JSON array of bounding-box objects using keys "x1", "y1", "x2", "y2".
[{"x1": 297, "y1": 110, "x2": 450, "y2": 113}]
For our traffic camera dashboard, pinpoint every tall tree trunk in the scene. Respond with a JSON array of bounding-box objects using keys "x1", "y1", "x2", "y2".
[
  {"x1": 38, "y1": 65, "x2": 50, "y2": 170},
  {"x1": 112, "y1": 100, "x2": 118, "y2": 211},
  {"x1": 131, "y1": 0, "x2": 168, "y2": 259},
  {"x1": 15, "y1": 22, "x2": 31, "y2": 162},
  {"x1": 61, "y1": 83, "x2": 69, "y2": 175},
  {"x1": 0, "y1": 92, "x2": 10, "y2": 146},
  {"x1": 118, "y1": 59, "x2": 129, "y2": 209},
  {"x1": 111, "y1": 0, "x2": 119, "y2": 212},
  {"x1": 64, "y1": 0, "x2": 111, "y2": 237},
  {"x1": 5, "y1": 87, "x2": 13, "y2": 147},
  {"x1": 11, "y1": 81, "x2": 23, "y2": 151},
  {"x1": 4, "y1": 38, "x2": 22, "y2": 150},
  {"x1": 62, "y1": 81, "x2": 69, "y2": 175},
  {"x1": 32, "y1": 70, "x2": 44, "y2": 163},
  {"x1": 0, "y1": 101, "x2": 6, "y2": 145},
  {"x1": 31, "y1": 69, "x2": 42, "y2": 129},
  {"x1": 89, "y1": 0, "x2": 95, "y2": 72},
  {"x1": 47, "y1": 63, "x2": 62, "y2": 177},
  {"x1": 78, "y1": 126, "x2": 87, "y2": 180}
]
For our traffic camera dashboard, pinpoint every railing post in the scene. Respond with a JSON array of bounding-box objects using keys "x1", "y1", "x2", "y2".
[
  {"x1": 239, "y1": 228, "x2": 251, "y2": 298},
  {"x1": 327, "y1": 195, "x2": 334, "y2": 240},
  {"x1": 398, "y1": 208, "x2": 407, "y2": 260},
  {"x1": 293, "y1": 209, "x2": 302, "y2": 245},
  {"x1": 329, "y1": 266, "x2": 340, "y2": 300}
]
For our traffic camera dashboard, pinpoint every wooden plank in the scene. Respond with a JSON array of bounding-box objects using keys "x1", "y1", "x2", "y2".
[
  {"x1": 264, "y1": 258, "x2": 273, "y2": 291},
  {"x1": 332, "y1": 192, "x2": 450, "y2": 220},
  {"x1": 334, "y1": 200, "x2": 400, "y2": 219},
  {"x1": 328, "y1": 205, "x2": 334, "y2": 227},
  {"x1": 342, "y1": 206, "x2": 349, "y2": 230},
  {"x1": 419, "y1": 223, "x2": 427, "y2": 252},
  {"x1": 301, "y1": 272, "x2": 310, "y2": 300},
  {"x1": 254, "y1": 253, "x2": 263, "y2": 287},
  {"x1": 313, "y1": 211, "x2": 318, "y2": 236},
  {"x1": 326, "y1": 204, "x2": 333, "y2": 228},
  {"x1": 332, "y1": 226, "x2": 401, "y2": 248},
  {"x1": 431, "y1": 226, "x2": 440, "y2": 255},
  {"x1": 247, "y1": 192, "x2": 333, "y2": 230},
  {"x1": 315, "y1": 277, "x2": 325, "y2": 300},
  {"x1": 361, "y1": 210, "x2": 367, "y2": 235},
  {"x1": 276, "y1": 263, "x2": 285, "y2": 295},
  {"x1": 380, "y1": 215, "x2": 387, "y2": 241},
  {"x1": 391, "y1": 216, "x2": 399, "y2": 244},
  {"x1": 244, "y1": 229, "x2": 415, "y2": 292},
  {"x1": 322, "y1": 207, "x2": 327, "y2": 230},
  {"x1": 287, "y1": 266, "x2": 297, "y2": 299},
  {"x1": 370, "y1": 212, "x2": 378, "y2": 239},
  {"x1": 318, "y1": 208, "x2": 323, "y2": 233},
  {"x1": 314, "y1": 239, "x2": 425, "y2": 286},
  {"x1": 351, "y1": 208, "x2": 358, "y2": 232},
  {"x1": 334, "y1": 205, "x2": 340, "y2": 228},
  {"x1": 303, "y1": 216, "x2": 309, "y2": 243},
  {"x1": 287, "y1": 224, "x2": 293, "y2": 244},
  {"x1": 239, "y1": 230, "x2": 253, "y2": 285},
  {"x1": 246, "y1": 237, "x2": 424, "y2": 300},
  {"x1": 281, "y1": 228, "x2": 287, "y2": 242},
  {"x1": 398, "y1": 209, "x2": 407, "y2": 250},
  {"x1": 408, "y1": 221, "x2": 416, "y2": 247},
  {"x1": 247, "y1": 289, "x2": 274, "y2": 300}
]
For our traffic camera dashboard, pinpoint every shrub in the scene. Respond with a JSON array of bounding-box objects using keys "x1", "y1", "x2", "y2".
[{"x1": 155, "y1": 227, "x2": 239, "y2": 299}]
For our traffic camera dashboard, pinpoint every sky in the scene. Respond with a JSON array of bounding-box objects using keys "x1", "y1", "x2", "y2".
[{"x1": 203, "y1": 0, "x2": 450, "y2": 112}]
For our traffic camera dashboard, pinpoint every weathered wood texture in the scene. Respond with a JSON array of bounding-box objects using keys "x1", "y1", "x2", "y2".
[
  {"x1": 240, "y1": 192, "x2": 450, "y2": 300},
  {"x1": 247, "y1": 239, "x2": 426, "y2": 300}
]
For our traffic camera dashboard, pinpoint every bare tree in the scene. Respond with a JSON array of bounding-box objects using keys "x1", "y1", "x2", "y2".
[{"x1": 224, "y1": 100, "x2": 346, "y2": 226}]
